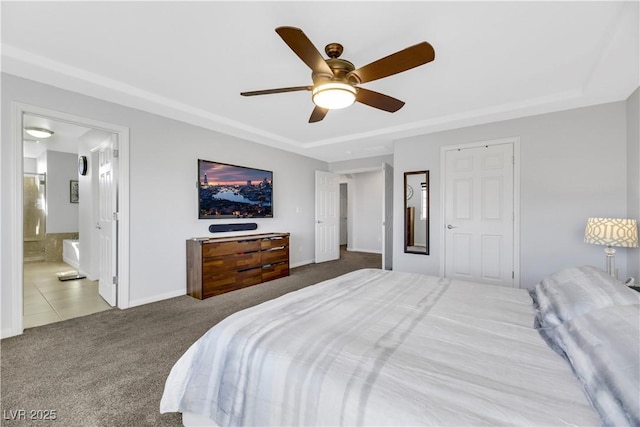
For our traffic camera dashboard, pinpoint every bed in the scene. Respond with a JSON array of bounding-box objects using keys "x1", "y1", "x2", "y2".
[{"x1": 160, "y1": 267, "x2": 640, "y2": 426}]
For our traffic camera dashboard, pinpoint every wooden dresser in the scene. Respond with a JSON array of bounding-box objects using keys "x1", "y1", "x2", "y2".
[{"x1": 186, "y1": 232, "x2": 290, "y2": 299}]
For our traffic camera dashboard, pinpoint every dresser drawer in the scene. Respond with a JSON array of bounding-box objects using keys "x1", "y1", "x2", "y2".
[
  {"x1": 203, "y1": 252, "x2": 261, "y2": 272},
  {"x1": 261, "y1": 236, "x2": 289, "y2": 250},
  {"x1": 261, "y1": 247, "x2": 289, "y2": 265},
  {"x1": 262, "y1": 262, "x2": 289, "y2": 282},
  {"x1": 202, "y1": 239, "x2": 261, "y2": 257},
  {"x1": 203, "y1": 267, "x2": 261, "y2": 298}
]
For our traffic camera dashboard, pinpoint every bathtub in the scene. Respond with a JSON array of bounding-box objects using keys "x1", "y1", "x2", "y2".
[{"x1": 63, "y1": 239, "x2": 80, "y2": 270}]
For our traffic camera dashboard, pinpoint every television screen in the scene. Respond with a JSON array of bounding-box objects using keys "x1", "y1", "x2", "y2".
[{"x1": 198, "y1": 159, "x2": 273, "y2": 219}]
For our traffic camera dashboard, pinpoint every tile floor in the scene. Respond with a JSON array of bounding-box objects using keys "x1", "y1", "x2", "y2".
[{"x1": 23, "y1": 261, "x2": 112, "y2": 329}]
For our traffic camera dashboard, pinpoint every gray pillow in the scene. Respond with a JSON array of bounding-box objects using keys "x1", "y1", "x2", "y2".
[
  {"x1": 531, "y1": 265, "x2": 640, "y2": 329},
  {"x1": 548, "y1": 304, "x2": 640, "y2": 426}
]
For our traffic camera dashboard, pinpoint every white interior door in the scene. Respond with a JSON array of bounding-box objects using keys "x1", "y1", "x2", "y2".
[
  {"x1": 382, "y1": 163, "x2": 394, "y2": 270},
  {"x1": 444, "y1": 143, "x2": 514, "y2": 286},
  {"x1": 97, "y1": 136, "x2": 118, "y2": 305},
  {"x1": 315, "y1": 170, "x2": 340, "y2": 263}
]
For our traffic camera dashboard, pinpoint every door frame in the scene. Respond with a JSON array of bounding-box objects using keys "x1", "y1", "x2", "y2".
[
  {"x1": 8, "y1": 102, "x2": 130, "y2": 337},
  {"x1": 439, "y1": 137, "x2": 521, "y2": 287},
  {"x1": 339, "y1": 182, "x2": 348, "y2": 246},
  {"x1": 330, "y1": 165, "x2": 388, "y2": 261},
  {"x1": 382, "y1": 162, "x2": 394, "y2": 270}
]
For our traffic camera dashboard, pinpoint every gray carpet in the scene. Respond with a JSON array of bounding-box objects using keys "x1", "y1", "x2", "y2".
[{"x1": 1, "y1": 248, "x2": 380, "y2": 426}]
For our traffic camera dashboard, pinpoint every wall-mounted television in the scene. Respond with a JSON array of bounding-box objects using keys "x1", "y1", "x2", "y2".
[{"x1": 198, "y1": 159, "x2": 273, "y2": 219}]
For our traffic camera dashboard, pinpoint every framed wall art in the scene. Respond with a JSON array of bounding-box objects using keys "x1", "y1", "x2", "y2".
[{"x1": 70, "y1": 180, "x2": 79, "y2": 203}]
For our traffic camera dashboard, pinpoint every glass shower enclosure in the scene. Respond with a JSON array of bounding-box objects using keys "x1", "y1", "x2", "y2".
[{"x1": 23, "y1": 173, "x2": 46, "y2": 262}]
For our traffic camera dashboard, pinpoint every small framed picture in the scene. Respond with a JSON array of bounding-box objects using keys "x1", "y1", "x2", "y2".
[{"x1": 70, "y1": 180, "x2": 79, "y2": 203}]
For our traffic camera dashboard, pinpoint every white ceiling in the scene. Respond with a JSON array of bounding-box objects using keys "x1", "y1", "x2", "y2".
[
  {"x1": 22, "y1": 114, "x2": 92, "y2": 158},
  {"x1": 3, "y1": 1, "x2": 638, "y2": 162}
]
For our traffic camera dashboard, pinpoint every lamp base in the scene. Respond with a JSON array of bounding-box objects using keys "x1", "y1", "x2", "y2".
[{"x1": 604, "y1": 246, "x2": 617, "y2": 279}]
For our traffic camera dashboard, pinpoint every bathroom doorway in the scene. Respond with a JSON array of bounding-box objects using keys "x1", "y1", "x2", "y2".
[
  {"x1": 22, "y1": 114, "x2": 113, "y2": 328},
  {"x1": 4, "y1": 102, "x2": 130, "y2": 338}
]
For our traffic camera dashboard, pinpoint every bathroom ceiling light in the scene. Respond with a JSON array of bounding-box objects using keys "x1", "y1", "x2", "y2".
[{"x1": 25, "y1": 127, "x2": 54, "y2": 139}]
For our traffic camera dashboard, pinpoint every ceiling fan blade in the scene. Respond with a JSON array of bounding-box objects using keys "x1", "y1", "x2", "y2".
[
  {"x1": 355, "y1": 88, "x2": 405, "y2": 112},
  {"x1": 275, "y1": 26, "x2": 333, "y2": 76},
  {"x1": 309, "y1": 106, "x2": 328, "y2": 123},
  {"x1": 349, "y1": 42, "x2": 435, "y2": 84},
  {"x1": 241, "y1": 86, "x2": 311, "y2": 96}
]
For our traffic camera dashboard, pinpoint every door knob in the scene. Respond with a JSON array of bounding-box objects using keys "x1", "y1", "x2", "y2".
[{"x1": 447, "y1": 224, "x2": 458, "y2": 229}]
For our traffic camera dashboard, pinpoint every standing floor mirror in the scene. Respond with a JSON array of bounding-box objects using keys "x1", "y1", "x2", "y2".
[{"x1": 404, "y1": 171, "x2": 429, "y2": 254}]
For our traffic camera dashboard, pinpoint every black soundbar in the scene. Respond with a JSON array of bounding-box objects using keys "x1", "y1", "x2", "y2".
[{"x1": 208, "y1": 223, "x2": 258, "y2": 233}]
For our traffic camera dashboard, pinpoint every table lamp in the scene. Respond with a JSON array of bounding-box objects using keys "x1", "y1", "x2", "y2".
[{"x1": 584, "y1": 217, "x2": 639, "y2": 278}]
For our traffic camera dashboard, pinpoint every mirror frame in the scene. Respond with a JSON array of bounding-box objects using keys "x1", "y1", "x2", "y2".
[{"x1": 404, "y1": 170, "x2": 430, "y2": 255}]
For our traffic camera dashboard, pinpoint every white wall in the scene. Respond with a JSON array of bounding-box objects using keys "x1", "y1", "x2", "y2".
[
  {"x1": 127, "y1": 126, "x2": 326, "y2": 303},
  {"x1": 331, "y1": 155, "x2": 391, "y2": 255},
  {"x1": 626, "y1": 88, "x2": 640, "y2": 281},
  {"x1": 329, "y1": 154, "x2": 393, "y2": 173},
  {"x1": 1, "y1": 73, "x2": 328, "y2": 335},
  {"x1": 45, "y1": 150, "x2": 79, "y2": 234},
  {"x1": 23, "y1": 157, "x2": 37, "y2": 173},
  {"x1": 347, "y1": 170, "x2": 382, "y2": 253},
  {"x1": 394, "y1": 102, "x2": 628, "y2": 288}
]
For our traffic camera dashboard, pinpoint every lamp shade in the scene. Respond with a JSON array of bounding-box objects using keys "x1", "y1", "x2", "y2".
[
  {"x1": 584, "y1": 218, "x2": 639, "y2": 247},
  {"x1": 312, "y1": 82, "x2": 356, "y2": 109}
]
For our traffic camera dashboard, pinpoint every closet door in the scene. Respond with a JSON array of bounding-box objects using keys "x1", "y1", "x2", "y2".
[{"x1": 444, "y1": 143, "x2": 515, "y2": 286}]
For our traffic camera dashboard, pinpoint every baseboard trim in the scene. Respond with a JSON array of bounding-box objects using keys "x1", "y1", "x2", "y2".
[
  {"x1": 347, "y1": 248, "x2": 382, "y2": 254},
  {"x1": 291, "y1": 259, "x2": 314, "y2": 269},
  {"x1": 127, "y1": 289, "x2": 185, "y2": 309},
  {"x1": 1, "y1": 327, "x2": 20, "y2": 339},
  {"x1": 127, "y1": 260, "x2": 315, "y2": 308}
]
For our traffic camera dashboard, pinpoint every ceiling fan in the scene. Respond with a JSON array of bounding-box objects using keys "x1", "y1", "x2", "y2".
[{"x1": 240, "y1": 26, "x2": 435, "y2": 123}]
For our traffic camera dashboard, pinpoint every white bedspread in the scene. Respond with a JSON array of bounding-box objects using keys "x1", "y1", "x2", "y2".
[{"x1": 161, "y1": 269, "x2": 599, "y2": 426}]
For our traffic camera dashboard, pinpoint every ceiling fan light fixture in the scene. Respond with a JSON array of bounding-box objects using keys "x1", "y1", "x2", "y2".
[
  {"x1": 25, "y1": 127, "x2": 54, "y2": 139},
  {"x1": 312, "y1": 82, "x2": 356, "y2": 109}
]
